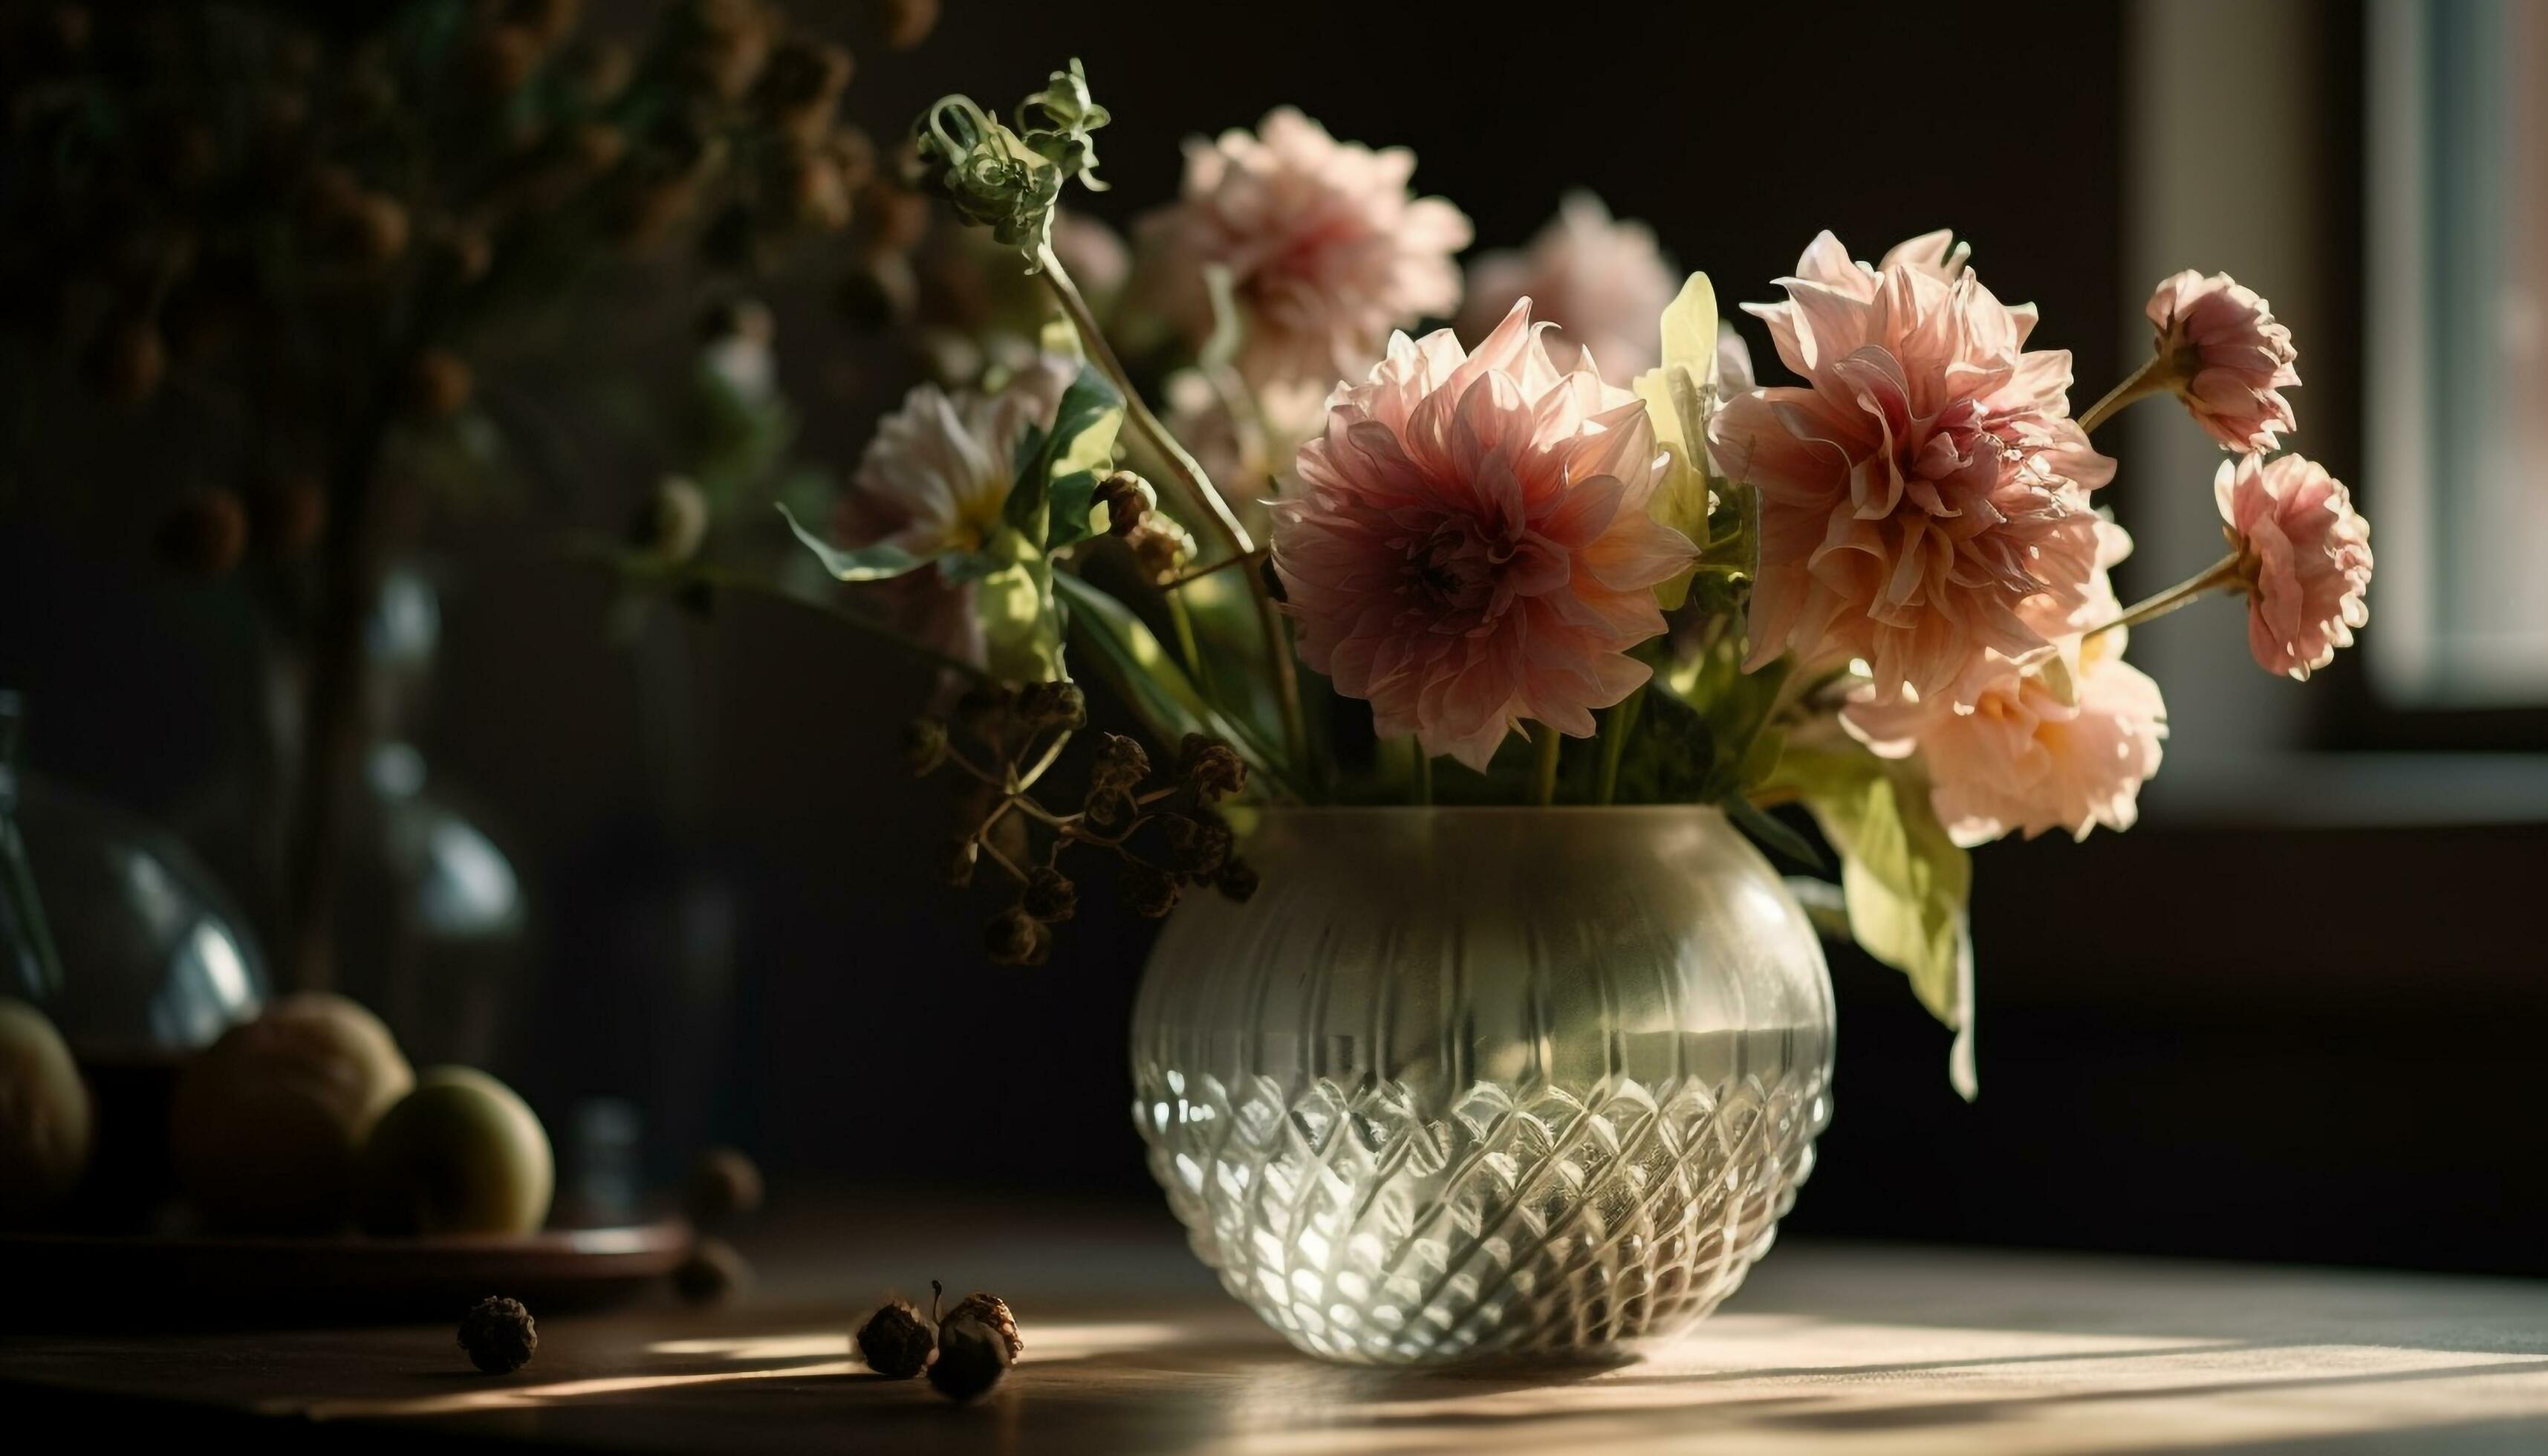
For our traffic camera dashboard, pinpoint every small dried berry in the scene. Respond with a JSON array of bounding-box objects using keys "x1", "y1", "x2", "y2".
[
  {"x1": 1021, "y1": 867, "x2": 1077, "y2": 923},
  {"x1": 1121, "y1": 862, "x2": 1179, "y2": 920},
  {"x1": 1090, "y1": 732, "x2": 1148, "y2": 794},
  {"x1": 940, "y1": 1291, "x2": 1021, "y2": 1360},
  {"x1": 674, "y1": 1237, "x2": 753, "y2": 1305},
  {"x1": 984, "y1": 907, "x2": 1050, "y2": 966},
  {"x1": 1016, "y1": 680, "x2": 1086, "y2": 731},
  {"x1": 684, "y1": 1146, "x2": 764, "y2": 1229},
  {"x1": 901, "y1": 718, "x2": 949, "y2": 775},
  {"x1": 1216, "y1": 857, "x2": 1259, "y2": 903},
  {"x1": 1125, "y1": 516, "x2": 1194, "y2": 585},
  {"x1": 1177, "y1": 735, "x2": 1247, "y2": 802},
  {"x1": 857, "y1": 1297, "x2": 935, "y2": 1379},
  {"x1": 1093, "y1": 471, "x2": 1154, "y2": 536},
  {"x1": 926, "y1": 1283, "x2": 1015, "y2": 1402},
  {"x1": 458, "y1": 1296, "x2": 537, "y2": 1374}
]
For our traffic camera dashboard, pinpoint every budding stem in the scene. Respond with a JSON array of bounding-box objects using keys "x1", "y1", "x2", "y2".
[
  {"x1": 2078, "y1": 354, "x2": 2174, "y2": 435},
  {"x1": 1531, "y1": 724, "x2": 1563, "y2": 807},
  {"x1": 1035, "y1": 243, "x2": 1309, "y2": 775},
  {"x1": 2084, "y1": 552, "x2": 2245, "y2": 639}
]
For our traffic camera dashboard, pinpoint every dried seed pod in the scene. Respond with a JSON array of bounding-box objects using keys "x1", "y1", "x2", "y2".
[
  {"x1": 984, "y1": 907, "x2": 1050, "y2": 966},
  {"x1": 1120, "y1": 862, "x2": 1179, "y2": 920},
  {"x1": 1092, "y1": 471, "x2": 1154, "y2": 536},
  {"x1": 1015, "y1": 680, "x2": 1086, "y2": 732},
  {"x1": 926, "y1": 1291, "x2": 1015, "y2": 1401},
  {"x1": 1164, "y1": 815, "x2": 1233, "y2": 881},
  {"x1": 683, "y1": 1145, "x2": 764, "y2": 1229},
  {"x1": 1021, "y1": 868, "x2": 1076, "y2": 924},
  {"x1": 1216, "y1": 857, "x2": 1260, "y2": 903},
  {"x1": 939, "y1": 1291, "x2": 1021, "y2": 1360},
  {"x1": 673, "y1": 1237, "x2": 753, "y2": 1305},
  {"x1": 856, "y1": 1297, "x2": 935, "y2": 1379},
  {"x1": 458, "y1": 1296, "x2": 538, "y2": 1374},
  {"x1": 1177, "y1": 735, "x2": 1247, "y2": 802}
]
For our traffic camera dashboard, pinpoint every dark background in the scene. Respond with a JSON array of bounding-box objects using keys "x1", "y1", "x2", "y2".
[{"x1": 7, "y1": 0, "x2": 2545, "y2": 1275}]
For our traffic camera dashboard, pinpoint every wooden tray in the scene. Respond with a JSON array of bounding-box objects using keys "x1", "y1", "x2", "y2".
[{"x1": 0, "y1": 1218, "x2": 694, "y2": 1329}]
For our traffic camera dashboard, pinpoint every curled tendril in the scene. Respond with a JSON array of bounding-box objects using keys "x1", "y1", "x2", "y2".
[
  {"x1": 1016, "y1": 59, "x2": 1110, "y2": 192},
  {"x1": 911, "y1": 59, "x2": 1110, "y2": 260}
]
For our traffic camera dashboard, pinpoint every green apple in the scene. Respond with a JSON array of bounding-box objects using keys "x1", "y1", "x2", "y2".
[
  {"x1": 357, "y1": 1066, "x2": 552, "y2": 1237},
  {"x1": 172, "y1": 992, "x2": 413, "y2": 1232},
  {"x1": 0, "y1": 998, "x2": 92, "y2": 1223}
]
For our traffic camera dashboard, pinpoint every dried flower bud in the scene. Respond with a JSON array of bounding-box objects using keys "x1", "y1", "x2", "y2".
[
  {"x1": 901, "y1": 718, "x2": 949, "y2": 775},
  {"x1": 856, "y1": 1297, "x2": 935, "y2": 1379},
  {"x1": 1165, "y1": 815, "x2": 1233, "y2": 881},
  {"x1": 753, "y1": 38, "x2": 853, "y2": 143},
  {"x1": 1124, "y1": 516, "x2": 1195, "y2": 586},
  {"x1": 940, "y1": 836, "x2": 980, "y2": 888},
  {"x1": 927, "y1": 1284, "x2": 1016, "y2": 1401},
  {"x1": 674, "y1": 1236, "x2": 752, "y2": 1305},
  {"x1": 157, "y1": 490, "x2": 250, "y2": 579},
  {"x1": 1090, "y1": 732, "x2": 1148, "y2": 795},
  {"x1": 872, "y1": 0, "x2": 938, "y2": 50},
  {"x1": 1093, "y1": 471, "x2": 1154, "y2": 536},
  {"x1": 1216, "y1": 857, "x2": 1259, "y2": 903},
  {"x1": 1016, "y1": 680, "x2": 1086, "y2": 731},
  {"x1": 406, "y1": 348, "x2": 475, "y2": 423},
  {"x1": 1121, "y1": 862, "x2": 1179, "y2": 919},
  {"x1": 1021, "y1": 868, "x2": 1076, "y2": 923},
  {"x1": 984, "y1": 907, "x2": 1050, "y2": 966},
  {"x1": 458, "y1": 1296, "x2": 538, "y2": 1374},
  {"x1": 1177, "y1": 735, "x2": 1247, "y2": 802},
  {"x1": 940, "y1": 1291, "x2": 1021, "y2": 1360},
  {"x1": 683, "y1": 1145, "x2": 764, "y2": 1229}
]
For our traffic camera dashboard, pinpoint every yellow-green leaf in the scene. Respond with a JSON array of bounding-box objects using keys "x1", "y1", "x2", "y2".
[{"x1": 1634, "y1": 273, "x2": 1720, "y2": 608}]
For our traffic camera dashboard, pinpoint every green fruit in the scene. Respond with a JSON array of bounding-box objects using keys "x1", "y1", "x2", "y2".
[
  {"x1": 0, "y1": 998, "x2": 92, "y2": 1223},
  {"x1": 172, "y1": 992, "x2": 413, "y2": 1232},
  {"x1": 357, "y1": 1066, "x2": 552, "y2": 1237}
]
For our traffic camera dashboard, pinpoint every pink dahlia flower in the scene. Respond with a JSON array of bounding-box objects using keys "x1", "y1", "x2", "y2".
[
  {"x1": 1708, "y1": 232, "x2": 2116, "y2": 704},
  {"x1": 1849, "y1": 524, "x2": 2165, "y2": 845},
  {"x1": 2145, "y1": 270, "x2": 2301, "y2": 452},
  {"x1": 1134, "y1": 108, "x2": 1471, "y2": 394},
  {"x1": 1273, "y1": 301, "x2": 1695, "y2": 770},
  {"x1": 2215, "y1": 451, "x2": 2372, "y2": 679},
  {"x1": 1457, "y1": 192, "x2": 1677, "y2": 384}
]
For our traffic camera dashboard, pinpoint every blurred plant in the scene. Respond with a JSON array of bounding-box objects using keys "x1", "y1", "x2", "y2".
[{"x1": 0, "y1": 0, "x2": 908, "y2": 987}]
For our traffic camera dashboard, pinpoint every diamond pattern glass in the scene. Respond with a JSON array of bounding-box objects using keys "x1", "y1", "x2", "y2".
[{"x1": 1132, "y1": 807, "x2": 1835, "y2": 1365}]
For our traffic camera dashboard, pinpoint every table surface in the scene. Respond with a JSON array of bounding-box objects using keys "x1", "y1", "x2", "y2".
[{"x1": 7, "y1": 1198, "x2": 2548, "y2": 1455}]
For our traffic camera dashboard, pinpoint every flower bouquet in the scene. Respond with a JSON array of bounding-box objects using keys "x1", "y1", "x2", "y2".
[{"x1": 727, "y1": 62, "x2": 2370, "y2": 1362}]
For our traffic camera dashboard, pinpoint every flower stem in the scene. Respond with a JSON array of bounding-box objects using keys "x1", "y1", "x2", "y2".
[
  {"x1": 1594, "y1": 686, "x2": 1647, "y2": 807},
  {"x1": 1531, "y1": 724, "x2": 1563, "y2": 807},
  {"x1": 2077, "y1": 354, "x2": 2173, "y2": 435},
  {"x1": 1414, "y1": 747, "x2": 1434, "y2": 807},
  {"x1": 1163, "y1": 590, "x2": 1204, "y2": 680},
  {"x1": 1035, "y1": 242, "x2": 1309, "y2": 773},
  {"x1": 2084, "y1": 552, "x2": 2245, "y2": 639}
]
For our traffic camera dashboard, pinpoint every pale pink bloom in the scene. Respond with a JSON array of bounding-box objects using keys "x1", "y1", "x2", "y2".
[
  {"x1": 1849, "y1": 524, "x2": 2166, "y2": 845},
  {"x1": 1134, "y1": 108, "x2": 1471, "y2": 394},
  {"x1": 2214, "y1": 451, "x2": 2372, "y2": 679},
  {"x1": 1457, "y1": 192, "x2": 1676, "y2": 384},
  {"x1": 1273, "y1": 301, "x2": 1695, "y2": 770},
  {"x1": 833, "y1": 356, "x2": 1077, "y2": 663},
  {"x1": 1708, "y1": 231, "x2": 2115, "y2": 704},
  {"x1": 1162, "y1": 371, "x2": 1326, "y2": 534},
  {"x1": 2145, "y1": 270, "x2": 2300, "y2": 452}
]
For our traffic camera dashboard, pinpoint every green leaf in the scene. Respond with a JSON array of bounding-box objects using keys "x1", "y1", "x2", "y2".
[
  {"x1": 1051, "y1": 571, "x2": 1297, "y2": 795},
  {"x1": 778, "y1": 502, "x2": 935, "y2": 582},
  {"x1": 1632, "y1": 273, "x2": 1719, "y2": 609},
  {"x1": 973, "y1": 556, "x2": 1067, "y2": 683},
  {"x1": 1773, "y1": 741, "x2": 1977, "y2": 1099},
  {"x1": 1002, "y1": 365, "x2": 1123, "y2": 548}
]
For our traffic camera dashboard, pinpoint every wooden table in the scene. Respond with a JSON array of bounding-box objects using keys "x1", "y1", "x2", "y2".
[{"x1": 7, "y1": 1199, "x2": 2548, "y2": 1453}]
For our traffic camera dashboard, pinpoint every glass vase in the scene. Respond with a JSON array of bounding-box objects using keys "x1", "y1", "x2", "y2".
[{"x1": 1131, "y1": 806, "x2": 1836, "y2": 1365}]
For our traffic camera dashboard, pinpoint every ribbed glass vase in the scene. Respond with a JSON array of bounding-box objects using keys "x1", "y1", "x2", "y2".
[{"x1": 1131, "y1": 805, "x2": 1835, "y2": 1365}]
